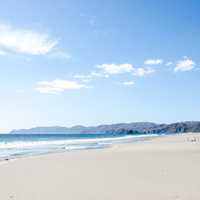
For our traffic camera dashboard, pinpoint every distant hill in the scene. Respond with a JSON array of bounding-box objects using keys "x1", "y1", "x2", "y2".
[{"x1": 10, "y1": 121, "x2": 200, "y2": 134}]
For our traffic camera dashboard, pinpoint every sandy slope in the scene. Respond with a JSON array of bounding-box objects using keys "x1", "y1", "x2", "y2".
[{"x1": 0, "y1": 133, "x2": 200, "y2": 200}]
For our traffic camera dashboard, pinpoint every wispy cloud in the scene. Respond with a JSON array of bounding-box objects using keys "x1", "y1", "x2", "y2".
[
  {"x1": 36, "y1": 80, "x2": 88, "y2": 94},
  {"x1": 74, "y1": 74, "x2": 93, "y2": 80},
  {"x1": 133, "y1": 67, "x2": 155, "y2": 77},
  {"x1": 96, "y1": 63, "x2": 134, "y2": 75},
  {"x1": 144, "y1": 59, "x2": 163, "y2": 65},
  {"x1": 74, "y1": 63, "x2": 155, "y2": 84},
  {"x1": 122, "y1": 81, "x2": 135, "y2": 86},
  {"x1": 35, "y1": 56, "x2": 197, "y2": 94},
  {"x1": 74, "y1": 71, "x2": 109, "y2": 82},
  {"x1": 73, "y1": 74, "x2": 93, "y2": 82},
  {"x1": 0, "y1": 23, "x2": 58, "y2": 56},
  {"x1": 166, "y1": 61, "x2": 173, "y2": 66},
  {"x1": 174, "y1": 58, "x2": 195, "y2": 72},
  {"x1": 90, "y1": 71, "x2": 109, "y2": 78},
  {"x1": 49, "y1": 51, "x2": 71, "y2": 60}
]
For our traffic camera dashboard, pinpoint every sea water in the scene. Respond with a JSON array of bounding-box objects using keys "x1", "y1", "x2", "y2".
[{"x1": 0, "y1": 133, "x2": 158, "y2": 160}]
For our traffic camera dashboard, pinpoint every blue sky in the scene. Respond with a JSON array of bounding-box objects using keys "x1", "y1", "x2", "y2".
[{"x1": 0, "y1": 0, "x2": 200, "y2": 132}]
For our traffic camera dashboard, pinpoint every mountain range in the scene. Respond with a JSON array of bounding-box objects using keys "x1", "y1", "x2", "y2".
[{"x1": 10, "y1": 121, "x2": 200, "y2": 134}]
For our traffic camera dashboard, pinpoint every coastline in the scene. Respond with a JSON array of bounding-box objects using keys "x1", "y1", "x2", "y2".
[
  {"x1": 0, "y1": 133, "x2": 159, "y2": 161},
  {"x1": 0, "y1": 133, "x2": 200, "y2": 200}
]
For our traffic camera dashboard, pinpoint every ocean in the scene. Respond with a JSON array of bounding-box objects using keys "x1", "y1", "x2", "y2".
[{"x1": 0, "y1": 133, "x2": 158, "y2": 160}]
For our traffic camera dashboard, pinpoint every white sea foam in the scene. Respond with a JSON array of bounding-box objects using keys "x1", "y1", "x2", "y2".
[
  {"x1": 0, "y1": 134, "x2": 157, "y2": 149},
  {"x1": 0, "y1": 134, "x2": 159, "y2": 159}
]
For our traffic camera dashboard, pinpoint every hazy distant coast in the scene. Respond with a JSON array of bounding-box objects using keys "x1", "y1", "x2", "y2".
[{"x1": 10, "y1": 121, "x2": 200, "y2": 134}]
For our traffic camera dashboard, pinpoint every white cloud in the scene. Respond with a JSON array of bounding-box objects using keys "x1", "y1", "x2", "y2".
[
  {"x1": 144, "y1": 59, "x2": 163, "y2": 65},
  {"x1": 90, "y1": 71, "x2": 109, "y2": 78},
  {"x1": 122, "y1": 81, "x2": 135, "y2": 86},
  {"x1": 73, "y1": 71, "x2": 109, "y2": 82},
  {"x1": 174, "y1": 58, "x2": 195, "y2": 72},
  {"x1": 74, "y1": 64, "x2": 154, "y2": 84},
  {"x1": 0, "y1": 23, "x2": 58, "y2": 55},
  {"x1": 96, "y1": 64, "x2": 134, "y2": 75},
  {"x1": 74, "y1": 64, "x2": 133, "y2": 83},
  {"x1": 73, "y1": 74, "x2": 93, "y2": 82},
  {"x1": 36, "y1": 80, "x2": 88, "y2": 94},
  {"x1": 133, "y1": 67, "x2": 155, "y2": 77}
]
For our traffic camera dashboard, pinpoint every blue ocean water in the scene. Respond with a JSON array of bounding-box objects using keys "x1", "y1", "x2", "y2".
[{"x1": 0, "y1": 133, "x2": 158, "y2": 160}]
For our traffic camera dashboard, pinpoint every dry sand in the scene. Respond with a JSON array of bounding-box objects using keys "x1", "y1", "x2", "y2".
[{"x1": 0, "y1": 133, "x2": 200, "y2": 200}]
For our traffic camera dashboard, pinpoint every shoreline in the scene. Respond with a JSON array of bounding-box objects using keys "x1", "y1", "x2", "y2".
[
  {"x1": 0, "y1": 133, "x2": 160, "y2": 162},
  {"x1": 0, "y1": 132, "x2": 198, "y2": 163},
  {"x1": 0, "y1": 133, "x2": 200, "y2": 200}
]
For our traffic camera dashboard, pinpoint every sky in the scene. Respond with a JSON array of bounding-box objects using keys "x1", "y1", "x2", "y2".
[{"x1": 0, "y1": 0, "x2": 200, "y2": 132}]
